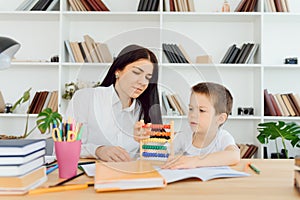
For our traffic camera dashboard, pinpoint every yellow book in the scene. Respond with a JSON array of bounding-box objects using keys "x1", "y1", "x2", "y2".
[{"x1": 94, "y1": 160, "x2": 166, "y2": 192}]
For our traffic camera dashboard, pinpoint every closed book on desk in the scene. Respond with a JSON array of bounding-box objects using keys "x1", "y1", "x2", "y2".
[
  {"x1": 0, "y1": 148, "x2": 45, "y2": 165},
  {"x1": 0, "y1": 166, "x2": 47, "y2": 195},
  {"x1": 0, "y1": 156, "x2": 44, "y2": 176},
  {"x1": 94, "y1": 160, "x2": 166, "y2": 192},
  {"x1": 0, "y1": 139, "x2": 46, "y2": 156}
]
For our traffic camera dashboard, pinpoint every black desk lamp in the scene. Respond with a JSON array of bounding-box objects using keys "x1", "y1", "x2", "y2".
[{"x1": 0, "y1": 36, "x2": 21, "y2": 69}]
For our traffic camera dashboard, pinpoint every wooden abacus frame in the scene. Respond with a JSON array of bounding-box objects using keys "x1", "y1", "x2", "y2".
[{"x1": 139, "y1": 121, "x2": 174, "y2": 160}]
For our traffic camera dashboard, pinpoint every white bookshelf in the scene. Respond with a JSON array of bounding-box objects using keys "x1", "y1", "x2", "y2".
[{"x1": 1, "y1": 0, "x2": 300, "y2": 157}]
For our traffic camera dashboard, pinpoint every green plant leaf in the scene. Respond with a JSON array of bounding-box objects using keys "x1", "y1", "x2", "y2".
[
  {"x1": 257, "y1": 121, "x2": 300, "y2": 148},
  {"x1": 36, "y1": 108, "x2": 62, "y2": 134},
  {"x1": 11, "y1": 88, "x2": 32, "y2": 112}
]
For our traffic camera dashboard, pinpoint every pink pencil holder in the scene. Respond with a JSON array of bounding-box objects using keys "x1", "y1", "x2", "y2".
[{"x1": 54, "y1": 140, "x2": 81, "y2": 179}]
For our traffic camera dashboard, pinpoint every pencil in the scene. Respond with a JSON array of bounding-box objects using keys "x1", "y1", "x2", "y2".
[
  {"x1": 249, "y1": 163, "x2": 260, "y2": 174},
  {"x1": 50, "y1": 172, "x2": 85, "y2": 187},
  {"x1": 28, "y1": 184, "x2": 88, "y2": 195},
  {"x1": 46, "y1": 164, "x2": 58, "y2": 175}
]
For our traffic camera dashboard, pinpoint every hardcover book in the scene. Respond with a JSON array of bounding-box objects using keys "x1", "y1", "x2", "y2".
[
  {"x1": 0, "y1": 139, "x2": 46, "y2": 156},
  {"x1": 0, "y1": 148, "x2": 45, "y2": 165},
  {"x1": 0, "y1": 156, "x2": 44, "y2": 176},
  {"x1": 94, "y1": 161, "x2": 166, "y2": 192},
  {"x1": 0, "y1": 166, "x2": 47, "y2": 195}
]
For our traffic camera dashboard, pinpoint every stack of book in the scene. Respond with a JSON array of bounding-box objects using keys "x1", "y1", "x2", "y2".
[
  {"x1": 161, "y1": 91, "x2": 186, "y2": 116},
  {"x1": 65, "y1": 34, "x2": 112, "y2": 63},
  {"x1": 16, "y1": 0, "x2": 60, "y2": 11},
  {"x1": 162, "y1": 43, "x2": 191, "y2": 64},
  {"x1": 235, "y1": 0, "x2": 258, "y2": 12},
  {"x1": 220, "y1": 43, "x2": 259, "y2": 64},
  {"x1": 0, "y1": 139, "x2": 47, "y2": 195},
  {"x1": 264, "y1": 0, "x2": 290, "y2": 12},
  {"x1": 163, "y1": 0, "x2": 195, "y2": 12},
  {"x1": 137, "y1": 0, "x2": 160, "y2": 11},
  {"x1": 28, "y1": 90, "x2": 58, "y2": 114},
  {"x1": 237, "y1": 143, "x2": 258, "y2": 158},
  {"x1": 264, "y1": 89, "x2": 300, "y2": 117},
  {"x1": 68, "y1": 0, "x2": 109, "y2": 11}
]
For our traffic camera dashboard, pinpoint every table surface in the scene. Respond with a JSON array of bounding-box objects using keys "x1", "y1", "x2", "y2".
[{"x1": 1, "y1": 159, "x2": 300, "y2": 200}]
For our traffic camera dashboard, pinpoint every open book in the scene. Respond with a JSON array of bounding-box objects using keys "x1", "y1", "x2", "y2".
[{"x1": 156, "y1": 166, "x2": 250, "y2": 183}]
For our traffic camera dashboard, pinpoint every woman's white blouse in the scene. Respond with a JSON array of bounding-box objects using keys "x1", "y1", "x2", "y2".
[{"x1": 65, "y1": 85, "x2": 141, "y2": 158}]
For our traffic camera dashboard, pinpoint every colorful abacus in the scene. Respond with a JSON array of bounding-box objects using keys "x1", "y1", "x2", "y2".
[{"x1": 140, "y1": 121, "x2": 174, "y2": 161}]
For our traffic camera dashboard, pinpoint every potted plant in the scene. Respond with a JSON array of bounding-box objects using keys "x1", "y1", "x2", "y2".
[
  {"x1": 0, "y1": 88, "x2": 62, "y2": 139},
  {"x1": 257, "y1": 121, "x2": 300, "y2": 158}
]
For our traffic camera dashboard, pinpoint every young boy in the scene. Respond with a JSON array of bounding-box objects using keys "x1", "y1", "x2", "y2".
[{"x1": 163, "y1": 82, "x2": 240, "y2": 169}]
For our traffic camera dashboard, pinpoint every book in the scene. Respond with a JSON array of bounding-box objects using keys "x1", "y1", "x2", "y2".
[
  {"x1": 178, "y1": 44, "x2": 192, "y2": 63},
  {"x1": 264, "y1": 89, "x2": 276, "y2": 116},
  {"x1": 0, "y1": 156, "x2": 44, "y2": 176},
  {"x1": 240, "y1": 43, "x2": 254, "y2": 63},
  {"x1": 280, "y1": 0, "x2": 287, "y2": 12},
  {"x1": 0, "y1": 148, "x2": 45, "y2": 165},
  {"x1": 16, "y1": 0, "x2": 39, "y2": 11},
  {"x1": 227, "y1": 46, "x2": 240, "y2": 63},
  {"x1": 269, "y1": 0, "x2": 277, "y2": 12},
  {"x1": 64, "y1": 40, "x2": 75, "y2": 62},
  {"x1": 274, "y1": 0, "x2": 283, "y2": 12},
  {"x1": 161, "y1": 91, "x2": 173, "y2": 116},
  {"x1": 187, "y1": 0, "x2": 195, "y2": 11},
  {"x1": 0, "y1": 139, "x2": 46, "y2": 156},
  {"x1": 244, "y1": 43, "x2": 259, "y2": 63},
  {"x1": 0, "y1": 91, "x2": 5, "y2": 113},
  {"x1": 269, "y1": 93, "x2": 282, "y2": 116},
  {"x1": 137, "y1": 0, "x2": 145, "y2": 11},
  {"x1": 274, "y1": 93, "x2": 289, "y2": 116},
  {"x1": 0, "y1": 166, "x2": 45, "y2": 188},
  {"x1": 96, "y1": 43, "x2": 113, "y2": 63},
  {"x1": 234, "y1": 0, "x2": 248, "y2": 12},
  {"x1": 94, "y1": 0, "x2": 110, "y2": 11},
  {"x1": 157, "y1": 165, "x2": 249, "y2": 183},
  {"x1": 287, "y1": 93, "x2": 300, "y2": 116},
  {"x1": 220, "y1": 44, "x2": 236, "y2": 63},
  {"x1": 281, "y1": 94, "x2": 296, "y2": 116},
  {"x1": 0, "y1": 166, "x2": 47, "y2": 195},
  {"x1": 46, "y1": 0, "x2": 60, "y2": 11},
  {"x1": 94, "y1": 161, "x2": 166, "y2": 192}
]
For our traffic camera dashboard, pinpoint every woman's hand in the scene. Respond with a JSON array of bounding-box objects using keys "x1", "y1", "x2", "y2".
[
  {"x1": 95, "y1": 146, "x2": 131, "y2": 162},
  {"x1": 133, "y1": 120, "x2": 151, "y2": 142}
]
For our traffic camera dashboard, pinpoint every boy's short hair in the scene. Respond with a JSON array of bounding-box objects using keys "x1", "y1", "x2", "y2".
[{"x1": 192, "y1": 82, "x2": 233, "y2": 117}]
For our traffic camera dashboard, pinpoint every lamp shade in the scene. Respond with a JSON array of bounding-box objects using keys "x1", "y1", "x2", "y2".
[{"x1": 0, "y1": 37, "x2": 21, "y2": 70}]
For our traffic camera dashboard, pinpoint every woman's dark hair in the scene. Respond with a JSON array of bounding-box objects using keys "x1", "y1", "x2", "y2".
[{"x1": 101, "y1": 44, "x2": 162, "y2": 124}]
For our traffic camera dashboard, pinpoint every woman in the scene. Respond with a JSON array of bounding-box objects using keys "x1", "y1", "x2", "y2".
[{"x1": 65, "y1": 44, "x2": 162, "y2": 161}]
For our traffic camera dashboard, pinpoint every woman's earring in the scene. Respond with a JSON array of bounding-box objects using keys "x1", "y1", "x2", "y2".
[{"x1": 115, "y1": 73, "x2": 119, "y2": 79}]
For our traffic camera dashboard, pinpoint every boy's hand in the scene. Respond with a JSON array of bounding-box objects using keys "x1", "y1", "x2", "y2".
[
  {"x1": 95, "y1": 146, "x2": 131, "y2": 162},
  {"x1": 133, "y1": 120, "x2": 151, "y2": 142},
  {"x1": 162, "y1": 155, "x2": 198, "y2": 169}
]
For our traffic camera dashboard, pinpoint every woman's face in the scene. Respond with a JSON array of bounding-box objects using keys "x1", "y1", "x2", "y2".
[{"x1": 116, "y1": 59, "x2": 154, "y2": 99}]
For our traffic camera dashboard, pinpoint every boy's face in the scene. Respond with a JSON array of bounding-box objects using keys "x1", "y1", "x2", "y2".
[{"x1": 188, "y1": 92, "x2": 222, "y2": 135}]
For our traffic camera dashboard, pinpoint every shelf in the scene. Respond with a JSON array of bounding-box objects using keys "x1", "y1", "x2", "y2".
[
  {"x1": 162, "y1": 12, "x2": 261, "y2": 22},
  {"x1": 63, "y1": 12, "x2": 160, "y2": 21},
  {"x1": 0, "y1": 11, "x2": 59, "y2": 21}
]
